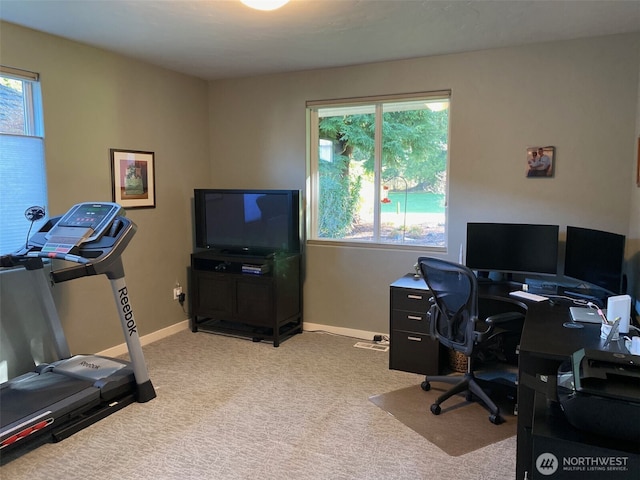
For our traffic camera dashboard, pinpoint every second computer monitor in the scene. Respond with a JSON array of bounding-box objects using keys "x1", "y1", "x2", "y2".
[
  {"x1": 466, "y1": 222, "x2": 559, "y2": 276},
  {"x1": 564, "y1": 226, "x2": 625, "y2": 294}
]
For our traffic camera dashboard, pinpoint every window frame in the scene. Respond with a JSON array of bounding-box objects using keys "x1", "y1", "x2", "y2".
[
  {"x1": 306, "y1": 90, "x2": 451, "y2": 252},
  {"x1": 0, "y1": 66, "x2": 43, "y2": 137}
]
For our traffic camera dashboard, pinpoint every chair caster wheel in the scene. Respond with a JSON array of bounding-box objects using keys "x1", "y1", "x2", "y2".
[
  {"x1": 421, "y1": 381, "x2": 431, "y2": 391},
  {"x1": 489, "y1": 414, "x2": 503, "y2": 425},
  {"x1": 430, "y1": 404, "x2": 441, "y2": 415},
  {"x1": 465, "y1": 392, "x2": 474, "y2": 402}
]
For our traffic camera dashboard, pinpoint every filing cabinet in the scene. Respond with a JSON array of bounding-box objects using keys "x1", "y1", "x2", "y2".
[{"x1": 389, "y1": 273, "x2": 444, "y2": 375}]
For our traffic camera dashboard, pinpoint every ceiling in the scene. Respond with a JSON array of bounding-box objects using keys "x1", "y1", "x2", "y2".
[{"x1": 1, "y1": 0, "x2": 639, "y2": 81}]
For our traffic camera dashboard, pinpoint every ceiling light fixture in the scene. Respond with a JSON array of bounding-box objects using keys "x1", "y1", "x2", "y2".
[{"x1": 241, "y1": 0, "x2": 290, "y2": 11}]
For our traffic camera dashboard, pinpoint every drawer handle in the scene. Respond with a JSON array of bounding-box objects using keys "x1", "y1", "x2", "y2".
[
  {"x1": 407, "y1": 315, "x2": 422, "y2": 321},
  {"x1": 407, "y1": 294, "x2": 423, "y2": 300},
  {"x1": 407, "y1": 336, "x2": 422, "y2": 342}
]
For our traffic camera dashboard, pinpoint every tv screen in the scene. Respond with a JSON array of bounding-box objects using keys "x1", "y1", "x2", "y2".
[
  {"x1": 194, "y1": 189, "x2": 300, "y2": 255},
  {"x1": 564, "y1": 226, "x2": 625, "y2": 294},
  {"x1": 466, "y1": 222, "x2": 559, "y2": 276}
]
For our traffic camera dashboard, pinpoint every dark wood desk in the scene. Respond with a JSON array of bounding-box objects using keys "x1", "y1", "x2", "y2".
[
  {"x1": 489, "y1": 286, "x2": 639, "y2": 480},
  {"x1": 389, "y1": 277, "x2": 638, "y2": 479}
]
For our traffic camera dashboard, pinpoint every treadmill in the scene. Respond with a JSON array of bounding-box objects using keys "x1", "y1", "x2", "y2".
[{"x1": 0, "y1": 202, "x2": 156, "y2": 461}]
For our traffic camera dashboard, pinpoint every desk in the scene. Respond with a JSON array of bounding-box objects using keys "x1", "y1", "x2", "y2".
[
  {"x1": 389, "y1": 276, "x2": 639, "y2": 480},
  {"x1": 530, "y1": 392, "x2": 639, "y2": 479},
  {"x1": 513, "y1": 291, "x2": 640, "y2": 479}
]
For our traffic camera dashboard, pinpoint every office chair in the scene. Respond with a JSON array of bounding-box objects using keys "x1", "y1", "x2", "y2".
[{"x1": 418, "y1": 257, "x2": 525, "y2": 424}]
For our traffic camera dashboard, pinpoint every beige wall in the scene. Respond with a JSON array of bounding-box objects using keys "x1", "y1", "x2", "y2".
[
  {"x1": 1, "y1": 22, "x2": 210, "y2": 355},
  {"x1": 209, "y1": 33, "x2": 640, "y2": 335},
  {"x1": 1, "y1": 22, "x2": 639, "y2": 357}
]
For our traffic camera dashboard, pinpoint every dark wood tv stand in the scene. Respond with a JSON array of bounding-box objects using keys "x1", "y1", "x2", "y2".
[{"x1": 190, "y1": 250, "x2": 302, "y2": 347}]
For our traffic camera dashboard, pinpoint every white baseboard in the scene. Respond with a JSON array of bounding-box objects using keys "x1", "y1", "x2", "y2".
[
  {"x1": 97, "y1": 319, "x2": 190, "y2": 357},
  {"x1": 303, "y1": 322, "x2": 387, "y2": 342},
  {"x1": 97, "y1": 319, "x2": 386, "y2": 357}
]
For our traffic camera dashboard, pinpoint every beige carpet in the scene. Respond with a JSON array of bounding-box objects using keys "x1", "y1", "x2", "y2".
[
  {"x1": 2, "y1": 330, "x2": 517, "y2": 479},
  {"x1": 369, "y1": 383, "x2": 517, "y2": 456}
]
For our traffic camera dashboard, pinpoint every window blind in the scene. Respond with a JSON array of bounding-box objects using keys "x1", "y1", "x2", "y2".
[{"x1": 0, "y1": 134, "x2": 48, "y2": 253}]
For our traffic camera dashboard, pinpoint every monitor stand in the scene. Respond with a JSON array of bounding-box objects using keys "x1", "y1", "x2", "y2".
[{"x1": 474, "y1": 271, "x2": 522, "y2": 288}]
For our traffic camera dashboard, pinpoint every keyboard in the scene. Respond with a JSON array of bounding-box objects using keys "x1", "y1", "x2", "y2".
[{"x1": 509, "y1": 290, "x2": 548, "y2": 302}]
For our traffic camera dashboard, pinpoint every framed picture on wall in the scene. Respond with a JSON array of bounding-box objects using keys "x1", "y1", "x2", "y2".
[
  {"x1": 637, "y1": 137, "x2": 640, "y2": 187},
  {"x1": 110, "y1": 149, "x2": 156, "y2": 208},
  {"x1": 526, "y1": 146, "x2": 555, "y2": 178}
]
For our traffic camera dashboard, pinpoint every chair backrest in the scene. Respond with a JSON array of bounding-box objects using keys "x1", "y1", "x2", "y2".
[{"x1": 418, "y1": 257, "x2": 478, "y2": 357}]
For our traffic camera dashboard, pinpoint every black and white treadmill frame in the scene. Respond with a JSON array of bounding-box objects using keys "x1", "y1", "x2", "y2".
[
  {"x1": 1, "y1": 202, "x2": 155, "y2": 453},
  {"x1": 37, "y1": 225, "x2": 155, "y2": 402}
]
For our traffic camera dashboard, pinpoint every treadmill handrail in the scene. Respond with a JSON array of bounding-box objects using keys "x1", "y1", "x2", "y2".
[{"x1": 50, "y1": 218, "x2": 135, "y2": 282}]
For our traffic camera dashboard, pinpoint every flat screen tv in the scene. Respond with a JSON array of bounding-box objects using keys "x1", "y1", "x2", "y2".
[
  {"x1": 194, "y1": 189, "x2": 301, "y2": 255},
  {"x1": 466, "y1": 222, "x2": 559, "y2": 276},
  {"x1": 564, "y1": 226, "x2": 625, "y2": 294}
]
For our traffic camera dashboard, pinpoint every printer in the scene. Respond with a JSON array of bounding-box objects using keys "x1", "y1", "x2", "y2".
[{"x1": 557, "y1": 348, "x2": 640, "y2": 442}]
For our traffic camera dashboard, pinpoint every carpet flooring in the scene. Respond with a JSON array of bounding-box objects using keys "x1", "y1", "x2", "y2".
[{"x1": 1, "y1": 329, "x2": 517, "y2": 479}]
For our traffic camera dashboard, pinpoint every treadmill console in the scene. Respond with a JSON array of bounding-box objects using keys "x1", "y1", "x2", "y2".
[{"x1": 43, "y1": 202, "x2": 123, "y2": 255}]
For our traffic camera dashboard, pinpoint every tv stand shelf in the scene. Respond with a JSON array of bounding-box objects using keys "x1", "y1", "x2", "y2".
[{"x1": 190, "y1": 251, "x2": 302, "y2": 347}]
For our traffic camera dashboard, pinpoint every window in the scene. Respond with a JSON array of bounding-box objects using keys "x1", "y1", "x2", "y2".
[
  {"x1": 307, "y1": 92, "x2": 450, "y2": 249},
  {"x1": 0, "y1": 66, "x2": 47, "y2": 254}
]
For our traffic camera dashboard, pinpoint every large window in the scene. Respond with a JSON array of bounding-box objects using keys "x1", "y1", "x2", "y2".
[
  {"x1": 0, "y1": 66, "x2": 47, "y2": 254},
  {"x1": 307, "y1": 92, "x2": 450, "y2": 249}
]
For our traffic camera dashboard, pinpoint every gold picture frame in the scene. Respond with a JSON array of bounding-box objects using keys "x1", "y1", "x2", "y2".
[
  {"x1": 637, "y1": 137, "x2": 640, "y2": 187},
  {"x1": 110, "y1": 149, "x2": 156, "y2": 208}
]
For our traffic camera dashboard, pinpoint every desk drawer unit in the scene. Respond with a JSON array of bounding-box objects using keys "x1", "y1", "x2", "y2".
[{"x1": 389, "y1": 282, "x2": 441, "y2": 375}]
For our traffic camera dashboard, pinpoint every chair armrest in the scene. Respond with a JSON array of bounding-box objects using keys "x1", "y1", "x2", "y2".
[
  {"x1": 485, "y1": 312, "x2": 525, "y2": 325},
  {"x1": 475, "y1": 312, "x2": 525, "y2": 343}
]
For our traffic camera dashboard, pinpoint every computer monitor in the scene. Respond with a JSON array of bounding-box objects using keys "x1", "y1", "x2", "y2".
[
  {"x1": 466, "y1": 222, "x2": 559, "y2": 276},
  {"x1": 564, "y1": 226, "x2": 625, "y2": 294}
]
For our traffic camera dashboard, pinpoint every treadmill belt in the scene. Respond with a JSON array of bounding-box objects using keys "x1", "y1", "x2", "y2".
[{"x1": 1, "y1": 373, "x2": 95, "y2": 427}]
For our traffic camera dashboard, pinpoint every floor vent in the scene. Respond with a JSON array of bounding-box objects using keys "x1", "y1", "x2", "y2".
[{"x1": 353, "y1": 342, "x2": 389, "y2": 352}]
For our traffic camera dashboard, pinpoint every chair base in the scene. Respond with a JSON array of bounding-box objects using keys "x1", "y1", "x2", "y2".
[{"x1": 421, "y1": 373, "x2": 504, "y2": 425}]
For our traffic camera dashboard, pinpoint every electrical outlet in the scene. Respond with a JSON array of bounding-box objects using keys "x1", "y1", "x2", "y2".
[{"x1": 173, "y1": 286, "x2": 182, "y2": 300}]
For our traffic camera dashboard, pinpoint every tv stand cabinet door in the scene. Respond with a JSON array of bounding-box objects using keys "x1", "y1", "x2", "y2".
[
  {"x1": 236, "y1": 277, "x2": 273, "y2": 326},
  {"x1": 193, "y1": 271, "x2": 234, "y2": 318}
]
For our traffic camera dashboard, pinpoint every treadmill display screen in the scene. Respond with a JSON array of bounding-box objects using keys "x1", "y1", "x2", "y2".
[{"x1": 59, "y1": 204, "x2": 117, "y2": 229}]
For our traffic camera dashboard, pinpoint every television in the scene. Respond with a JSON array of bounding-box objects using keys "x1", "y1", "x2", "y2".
[
  {"x1": 466, "y1": 222, "x2": 559, "y2": 276},
  {"x1": 194, "y1": 189, "x2": 301, "y2": 255},
  {"x1": 564, "y1": 226, "x2": 625, "y2": 294}
]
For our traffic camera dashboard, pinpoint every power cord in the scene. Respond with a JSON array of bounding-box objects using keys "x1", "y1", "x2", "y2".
[
  {"x1": 178, "y1": 292, "x2": 187, "y2": 313},
  {"x1": 546, "y1": 294, "x2": 595, "y2": 307}
]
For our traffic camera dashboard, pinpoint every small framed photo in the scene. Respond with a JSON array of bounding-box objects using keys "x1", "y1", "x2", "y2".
[
  {"x1": 526, "y1": 146, "x2": 555, "y2": 178},
  {"x1": 110, "y1": 149, "x2": 156, "y2": 208}
]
